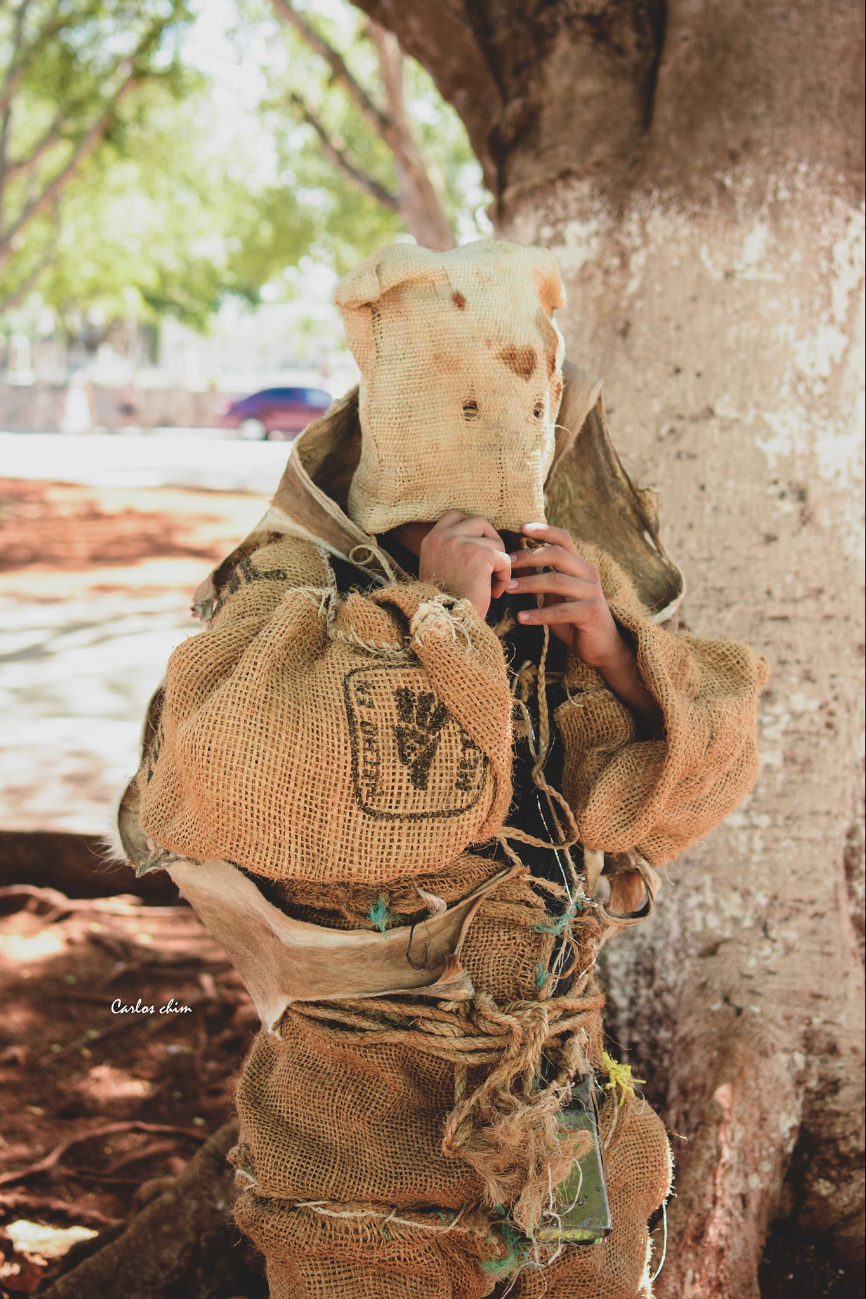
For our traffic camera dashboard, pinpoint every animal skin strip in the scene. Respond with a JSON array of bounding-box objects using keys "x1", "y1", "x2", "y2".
[{"x1": 167, "y1": 857, "x2": 524, "y2": 1031}]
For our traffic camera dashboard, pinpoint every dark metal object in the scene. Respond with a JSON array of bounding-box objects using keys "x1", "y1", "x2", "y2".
[{"x1": 536, "y1": 1074, "x2": 612, "y2": 1246}]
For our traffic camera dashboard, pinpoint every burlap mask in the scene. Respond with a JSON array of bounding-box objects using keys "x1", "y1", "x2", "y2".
[{"x1": 335, "y1": 240, "x2": 566, "y2": 535}]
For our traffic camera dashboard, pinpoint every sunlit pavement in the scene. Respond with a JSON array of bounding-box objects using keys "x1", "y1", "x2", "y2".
[
  {"x1": 0, "y1": 429, "x2": 292, "y2": 493},
  {"x1": 0, "y1": 448, "x2": 278, "y2": 836},
  {"x1": 0, "y1": 591, "x2": 197, "y2": 835}
]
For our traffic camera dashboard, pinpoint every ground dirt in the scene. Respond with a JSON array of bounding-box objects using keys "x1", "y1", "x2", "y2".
[
  {"x1": 0, "y1": 880, "x2": 265, "y2": 1296},
  {"x1": 0, "y1": 478, "x2": 268, "y2": 1295}
]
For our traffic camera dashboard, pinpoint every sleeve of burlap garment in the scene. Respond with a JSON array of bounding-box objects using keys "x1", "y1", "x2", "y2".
[
  {"x1": 555, "y1": 542, "x2": 769, "y2": 866},
  {"x1": 135, "y1": 534, "x2": 514, "y2": 883}
]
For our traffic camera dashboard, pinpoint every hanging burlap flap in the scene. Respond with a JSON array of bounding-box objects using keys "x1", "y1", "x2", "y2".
[{"x1": 545, "y1": 363, "x2": 684, "y2": 622}]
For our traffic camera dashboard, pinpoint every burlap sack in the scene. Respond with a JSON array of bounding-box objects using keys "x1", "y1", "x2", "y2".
[
  {"x1": 232, "y1": 1195, "x2": 504, "y2": 1299},
  {"x1": 335, "y1": 240, "x2": 566, "y2": 536},
  {"x1": 137, "y1": 536, "x2": 514, "y2": 883},
  {"x1": 231, "y1": 878, "x2": 613, "y2": 1299},
  {"x1": 513, "y1": 1092, "x2": 673, "y2": 1299},
  {"x1": 554, "y1": 541, "x2": 770, "y2": 865},
  {"x1": 229, "y1": 1059, "x2": 664, "y2": 1299},
  {"x1": 231, "y1": 861, "x2": 587, "y2": 1208}
]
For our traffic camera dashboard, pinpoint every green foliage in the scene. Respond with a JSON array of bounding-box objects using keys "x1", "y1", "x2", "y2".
[
  {"x1": 230, "y1": 0, "x2": 489, "y2": 267},
  {"x1": 0, "y1": 0, "x2": 197, "y2": 313},
  {"x1": 0, "y1": 0, "x2": 489, "y2": 332},
  {"x1": 35, "y1": 90, "x2": 316, "y2": 331}
]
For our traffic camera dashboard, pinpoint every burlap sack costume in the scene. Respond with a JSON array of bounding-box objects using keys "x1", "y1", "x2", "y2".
[{"x1": 119, "y1": 240, "x2": 768, "y2": 1299}]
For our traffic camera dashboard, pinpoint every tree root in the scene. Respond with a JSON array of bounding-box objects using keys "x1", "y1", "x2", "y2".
[
  {"x1": 36, "y1": 1118, "x2": 266, "y2": 1299},
  {"x1": 0, "y1": 1121, "x2": 207, "y2": 1189},
  {"x1": 0, "y1": 1191, "x2": 119, "y2": 1229}
]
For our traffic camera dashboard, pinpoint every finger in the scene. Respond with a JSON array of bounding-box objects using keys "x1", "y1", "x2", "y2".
[
  {"x1": 459, "y1": 538, "x2": 512, "y2": 579},
  {"x1": 508, "y1": 544, "x2": 598, "y2": 580},
  {"x1": 460, "y1": 535, "x2": 511, "y2": 562},
  {"x1": 515, "y1": 599, "x2": 600, "y2": 625},
  {"x1": 506, "y1": 572, "x2": 600, "y2": 598},
  {"x1": 522, "y1": 522, "x2": 578, "y2": 554},
  {"x1": 489, "y1": 548, "x2": 512, "y2": 576},
  {"x1": 446, "y1": 515, "x2": 505, "y2": 546},
  {"x1": 432, "y1": 508, "x2": 471, "y2": 531}
]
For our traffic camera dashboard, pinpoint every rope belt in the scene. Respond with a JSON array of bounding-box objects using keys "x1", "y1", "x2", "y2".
[
  {"x1": 287, "y1": 977, "x2": 605, "y2": 1237},
  {"x1": 289, "y1": 987, "x2": 604, "y2": 1069}
]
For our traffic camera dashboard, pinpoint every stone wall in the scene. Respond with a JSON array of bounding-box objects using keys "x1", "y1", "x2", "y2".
[{"x1": 0, "y1": 384, "x2": 227, "y2": 432}]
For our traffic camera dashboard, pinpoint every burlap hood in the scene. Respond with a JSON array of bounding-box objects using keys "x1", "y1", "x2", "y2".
[
  {"x1": 194, "y1": 362, "x2": 684, "y2": 623},
  {"x1": 335, "y1": 240, "x2": 567, "y2": 535}
]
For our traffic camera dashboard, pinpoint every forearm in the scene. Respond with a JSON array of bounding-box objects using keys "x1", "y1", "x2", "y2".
[{"x1": 595, "y1": 639, "x2": 664, "y2": 739}]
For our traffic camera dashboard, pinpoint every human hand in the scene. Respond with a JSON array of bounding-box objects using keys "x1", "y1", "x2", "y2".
[
  {"x1": 418, "y1": 510, "x2": 511, "y2": 619},
  {"x1": 507, "y1": 522, "x2": 664, "y2": 736},
  {"x1": 506, "y1": 523, "x2": 625, "y2": 668}
]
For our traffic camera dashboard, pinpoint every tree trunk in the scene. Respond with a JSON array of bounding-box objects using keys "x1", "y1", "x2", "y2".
[{"x1": 352, "y1": 3, "x2": 865, "y2": 1293}]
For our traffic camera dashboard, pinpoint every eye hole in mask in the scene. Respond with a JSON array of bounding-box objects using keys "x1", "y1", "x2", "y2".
[
  {"x1": 533, "y1": 401, "x2": 545, "y2": 419},
  {"x1": 462, "y1": 398, "x2": 480, "y2": 421}
]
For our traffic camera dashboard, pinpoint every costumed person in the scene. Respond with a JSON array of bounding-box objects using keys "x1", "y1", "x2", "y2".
[{"x1": 116, "y1": 241, "x2": 768, "y2": 1298}]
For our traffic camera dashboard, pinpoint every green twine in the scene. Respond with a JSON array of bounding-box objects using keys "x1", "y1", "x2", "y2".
[
  {"x1": 535, "y1": 962, "x2": 549, "y2": 989},
  {"x1": 367, "y1": 895, "x2": 396, "y2": 933},
  {"x1": 482, "y1": 1214, "x2": 533, "y2": 1276},
  {"x1": 533, "y1": 894, "x2": 582, "y2": 936}
]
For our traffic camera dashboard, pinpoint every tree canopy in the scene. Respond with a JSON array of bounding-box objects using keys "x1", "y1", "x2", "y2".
[{"x1": 0, "y1": 0, "x2": 489, "y2": 335}]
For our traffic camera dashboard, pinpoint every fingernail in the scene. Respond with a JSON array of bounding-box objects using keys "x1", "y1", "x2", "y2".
[
  {"x1": 523, "y1": 521, "x2": 544, "y2": 530},
  {"x1": 517, "y1": 610, "x2": 529, "y2": 621},
  {"x1": 506, "y1": 579, "x2": 518, "y2": 591},
  {"x1": 507, "y1": 552, "x2": 519, "y2": 562}
]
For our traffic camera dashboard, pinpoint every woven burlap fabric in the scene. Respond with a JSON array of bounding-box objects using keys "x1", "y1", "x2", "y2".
[
  {"x1": 335, "y1": 241, "x2": 566, "y2": 536},
  {"x1": 136, "y1": 530, "x2": 765, "y2": 886},
  {"x1": 231, "y1": 1089, "x2": 669, "y2": 1299},
  {"x1": 233, "y1": 1195, "x2": 503, "y2": 1299},
  {"x1": 232, "y1": 864, "x2": 589, "y2": 1210},
  {"x1": 554, "y1": 541, "x2": 770, "y2": 866},
  {"x1": 513, "y1": 1092, "x2": 672, "y2": 1298},
  {"x1": 136, "y1": 536, "x2": 514, "y2": 883},
  {"x1": 272, "y1": 850, "x2": 507, "y2": 930},
  {"x1": 231, "y1": 891, "x2": 613, "y2": 1299}
]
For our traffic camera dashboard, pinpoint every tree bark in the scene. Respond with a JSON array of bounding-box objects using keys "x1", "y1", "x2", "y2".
[
  {"x1": 351, "y1": 3, "x2": 865, "y2": 1294},
  {"x1": 36, "y1": 1120, "x2": 265, "y2": 1299}
]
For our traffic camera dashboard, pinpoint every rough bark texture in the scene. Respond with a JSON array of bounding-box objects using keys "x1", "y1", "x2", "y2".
[
  {"x1": 36, "y1": 1120, "x2": 265, "y2": 1299},
  {"x1": 351, "y1": 3, "x2": 865, "y2": 1294}
]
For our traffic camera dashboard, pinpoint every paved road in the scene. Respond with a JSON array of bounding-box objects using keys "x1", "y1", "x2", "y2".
[
  {"x1": 0, "y1": 429, "x2": 293, "y2": 495},
  {"x1": 0, "y1": 462, "x2": 269, "y2": 836}
]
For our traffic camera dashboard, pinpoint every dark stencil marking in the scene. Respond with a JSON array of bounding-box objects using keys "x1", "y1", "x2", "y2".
[
  {"x1": 452, "y1": 291, "x2": 466, "y2": 309},
  {"x1": 343, "y1": 665, "x2": 488, "y2": 822},
  {"x1": 226, "y1": 555, "x2": 289, "y2": 595},
  {"x1": 392, "y1": 687, "x2": 450, "y2": 790},
  {"x1": 214, "y1": 555, "x2": 289, "y2": 612},
  {"x1": 454, "y1": 732, "x2": 483, "y2": 791}
]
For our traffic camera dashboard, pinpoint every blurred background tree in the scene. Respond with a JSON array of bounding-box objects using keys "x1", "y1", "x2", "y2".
[
  {"x1": 0, "y1": 0, "x2": 196, "y2": 312},
  {"x1": 0, "y1": 0, "x2": 489, "y2": 345}
]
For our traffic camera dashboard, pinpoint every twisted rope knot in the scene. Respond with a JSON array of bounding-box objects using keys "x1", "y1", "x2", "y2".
[{"x1": 288, "y1": 981, "x2": 604, "y2": 1239}]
